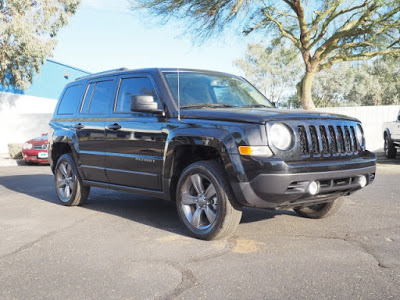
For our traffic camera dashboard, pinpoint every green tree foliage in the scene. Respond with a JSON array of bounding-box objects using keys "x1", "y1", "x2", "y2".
[
  {"x1": 311, "y1": 56, "x2": 400, "y2": 107},
  {"x1": 236, "y1": 43, "x2": 400, "y2": 108},
  {"x1": 135, "y1": 0, "x2": 400, "y2": 110},
  {"x1": 0, "y1": 0, "x2": 80, "y2": 90},
  {"x1": 291, "y1": 56, "x2": 400, "y2": 108},
  {"x1": 233, "y1": 42, "x2": 302, "y2": 104}
]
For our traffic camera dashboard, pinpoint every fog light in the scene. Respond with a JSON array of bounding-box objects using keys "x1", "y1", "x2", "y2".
[
  {"x1": 308, "y1": 181, "x2": 320, "y2": 195},
  {"x1": 358, "y1": 175, "x2": 367, "y2": 188}
]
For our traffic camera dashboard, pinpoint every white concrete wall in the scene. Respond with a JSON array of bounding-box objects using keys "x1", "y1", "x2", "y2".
[
  {"x1": 0, "y1": 92, "x2": 55, "y2": 153},
  {"x1": 0, "y1": 90, "x2": 398, "y2": 154},
  {"x1": 317, "y1": 105, "x2": 399, "y2": 152}
]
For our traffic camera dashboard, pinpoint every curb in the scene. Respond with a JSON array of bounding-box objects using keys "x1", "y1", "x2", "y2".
[{"x1": 0, "y1": 153, "x2": 22, "y2": 167}]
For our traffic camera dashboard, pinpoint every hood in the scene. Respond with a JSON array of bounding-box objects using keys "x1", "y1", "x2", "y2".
[
  {"x1": 27, "y1": 135, "x2": 48, "y2": 144},
  {"x1": 180, "y1": 108, "x2": 359, "y2": 124}
]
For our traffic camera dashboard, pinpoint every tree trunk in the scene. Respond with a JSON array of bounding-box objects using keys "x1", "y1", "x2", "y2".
[{"x1": 300, "y1": 71, "x2": 316, "y2": 110}]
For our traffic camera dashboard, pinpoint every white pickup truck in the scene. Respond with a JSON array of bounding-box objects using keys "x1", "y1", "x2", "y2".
[{"x1": 383, "y1": 109, "x2": 400, "y2": 158}]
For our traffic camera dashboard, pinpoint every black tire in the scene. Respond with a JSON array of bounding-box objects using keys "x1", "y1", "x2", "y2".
[
  {"x1": 54, "y1": 153, "x2": 90, "y2": 206},
  {"x1": 384, "y1": 134, "x2": 397, "y2": 159},
  {"x1": 293, "y1": 198, "x2": 344, "y2": 219},
  {"x1": 176, "y1": 160, "x2": 242, "y2": 240}
]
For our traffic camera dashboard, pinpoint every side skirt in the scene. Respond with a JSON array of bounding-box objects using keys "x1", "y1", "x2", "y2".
[{"x1": 82, "y1": 180, "x2": 165, "y2": 199}]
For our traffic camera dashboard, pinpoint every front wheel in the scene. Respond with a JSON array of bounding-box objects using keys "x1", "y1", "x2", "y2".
[
  {"x1": 293, "y1": 198, "x2": 343, "y2": 219},
  {"x1": 54, "y1": 153, "x2": 90, "y2": 206},
  {"x1": 384, "y1": 135, "x2": 397, "y2": 159},
  {"x1": 176, "y1": 160, "x2": 242, "y2": 240}
]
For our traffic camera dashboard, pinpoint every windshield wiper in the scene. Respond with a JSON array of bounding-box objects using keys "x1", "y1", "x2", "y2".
[
  {"x1": 241, "y1": 104, "x2": 271, "y2": 108},
  {"x1": 180, "y1": 104, "x2": 237, "y2": 109}
]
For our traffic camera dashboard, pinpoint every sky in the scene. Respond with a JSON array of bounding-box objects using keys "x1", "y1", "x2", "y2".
[{"x1": 52, "y1": 0, "x2": 257, "y2": 75}]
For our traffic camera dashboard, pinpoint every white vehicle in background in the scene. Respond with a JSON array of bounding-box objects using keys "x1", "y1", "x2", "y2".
[{"x1": 383, "y1": 109, "x2": 400, "y2": 158}]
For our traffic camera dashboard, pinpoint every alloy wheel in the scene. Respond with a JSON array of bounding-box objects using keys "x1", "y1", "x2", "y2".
[
  {"x1": 56, "y1": 161, "x2": 76, "y2": 202},
  {"x1": 180, "y1": 173, "x2": 218, "y2": 230}
]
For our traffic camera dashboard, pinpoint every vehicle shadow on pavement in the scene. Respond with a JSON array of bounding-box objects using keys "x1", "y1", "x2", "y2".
[
  {"x1": 376, "y1": 153, "x2": 400, "y2": 165},
  {"x1": 377, "y1": 158, "x2": 400, "y2": 165},
  {"x1": 0, "y1": 174, "x2": 295, "y2": 237}
]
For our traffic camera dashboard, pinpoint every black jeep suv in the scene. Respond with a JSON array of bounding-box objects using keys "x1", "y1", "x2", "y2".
[{"x1": 48, "y1": 68, "x2": 376, "y2": 240}]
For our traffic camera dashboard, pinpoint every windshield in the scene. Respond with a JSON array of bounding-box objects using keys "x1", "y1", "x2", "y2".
[{"x1": 163, "y1": 72, "x2": 274, "y2": 109}]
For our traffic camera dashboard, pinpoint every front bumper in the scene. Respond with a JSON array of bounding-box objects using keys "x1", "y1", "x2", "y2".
[
  {"x1": 232, "y1": 159, "x2": 376, "y2": 209},
  {"x1": 22, "y1": 150, "x2": 49, "y2": 164}
]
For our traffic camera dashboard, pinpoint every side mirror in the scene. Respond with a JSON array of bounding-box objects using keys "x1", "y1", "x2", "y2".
[
  {"x1": 397, "y1": 115, "x2": 400, "y2": 121},
  {"x1": 272, "y1": 102, "x2": 280, "y2": 108},
  {"x1": 130, "y1": 95, "x2": 164, "y2": 115}
]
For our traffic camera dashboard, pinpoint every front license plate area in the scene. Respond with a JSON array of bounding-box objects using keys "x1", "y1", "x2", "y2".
[{"x1": 38, "y1": 152, "x2": 48, "y2": 158}]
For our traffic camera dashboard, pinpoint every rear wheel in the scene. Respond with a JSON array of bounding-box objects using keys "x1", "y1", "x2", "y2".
[
  {"x1": 176, "y1": 160, "x2": 242, "y2": 240},
  {"x1": 54, "y1": 153, "x2": 90, "y2": 206},
  {"x1": 384, "y1": 135, "x2": 397, "y2": 159},
  {"x1": 293, "y1": 198, "x2": 343, "y2": 219}
]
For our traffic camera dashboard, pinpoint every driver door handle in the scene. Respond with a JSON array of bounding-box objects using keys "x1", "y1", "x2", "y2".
[{"x1": 107, "y1": 123, "x2": 122, "y2": 131}]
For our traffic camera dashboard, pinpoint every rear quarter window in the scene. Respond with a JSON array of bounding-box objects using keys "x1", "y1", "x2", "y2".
[{"x1": 57, "y1": 84, "x2": 84, "y2": 115}]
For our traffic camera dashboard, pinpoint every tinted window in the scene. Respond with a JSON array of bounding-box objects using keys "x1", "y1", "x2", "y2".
[
  {"x1": 80, "y1": 83, "x2": 95, "y2": 113},
  {"x1": 115, "y1": 77, "x2": 159, "y2": 113},
  {"x1": 164, "y1": 72, "x2": 273, "y2": 108},
  {"x1": 81, "y1": 80, "x2": 114, "y2": 115},
  {"x1": 57, "y1": 84, "x2": 84, "y2": 115}
]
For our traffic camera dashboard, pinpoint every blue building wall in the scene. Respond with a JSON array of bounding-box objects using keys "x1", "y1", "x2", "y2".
[{"x1": 0, "y1": 59, "x2": 91, "y2": 99}]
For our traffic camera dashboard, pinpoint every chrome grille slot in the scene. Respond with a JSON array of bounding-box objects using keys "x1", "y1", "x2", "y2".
[
  {"x1": 344, "y1": 126, "x2": 352, "y2": 152},
  {"x1": 336, "y1": 126, "x2": 345, "y2": 153},
  {"x1": 328, "y1": 126, "x2": 338, "y2": 153},
  {"x1": 298, "y1": 126, "x2": 309, "y2": 155},
  {"x1": 351, "y1": 126, "x2": 357, "y2": 151},
  {"x1": 319, "y1": 126, "x2": 329, "y2": 154},
  {"x1": 309, "y1": 126, "x2": 319, "y2": 154}
]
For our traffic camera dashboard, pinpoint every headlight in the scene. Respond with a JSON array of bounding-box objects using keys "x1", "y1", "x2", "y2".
[
  {"x1": 23, "y1": 143, "x2": 32, "y2": 150},
  {"x1": 356, "y1": 124, "x2": 364, "y2": 147},
  {"x1": 269, "y1": 123, "x2": 293, "y2": 150}
]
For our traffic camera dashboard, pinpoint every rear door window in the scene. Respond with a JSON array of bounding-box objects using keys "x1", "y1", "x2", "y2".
[
  {"x1": 80, "y1": 80, "x2": 115, "y2": 115},
  {"x1": 57, "y1": 84, "x2": 84, "y2": 115}
]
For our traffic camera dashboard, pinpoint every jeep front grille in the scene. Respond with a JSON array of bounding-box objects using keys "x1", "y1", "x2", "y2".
[{"x1": 297, "y1": 124, "x2": 359, "y2": 157}]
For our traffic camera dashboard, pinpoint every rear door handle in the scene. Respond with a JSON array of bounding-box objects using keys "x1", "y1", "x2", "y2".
[
  {"x1": 74, "y1": 123, "x2": 84, "y2": 130},
  {"x1": 107, "y1": 123, "x2": 121, "y2": 131}
]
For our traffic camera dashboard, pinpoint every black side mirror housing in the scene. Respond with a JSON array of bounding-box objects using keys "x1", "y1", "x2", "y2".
[
  {"x1": 397, "y1": 114, "x2": 400, "y2": 121},
  {"x1": 130, "y1": 95, "x2": 164, "y2": 115},
  {"x1": 272, "y1": 102, "x2": 280, "y2": 108}
]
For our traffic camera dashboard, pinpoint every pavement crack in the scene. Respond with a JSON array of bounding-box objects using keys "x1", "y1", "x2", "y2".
[
  {"x1": 155, "y1": 262, "x2": 197, "y2": 300},
  {"x1": 239, "y1": 233, "x2": 391, "y2": 269},
  {"x1": 295, "y1": 234, "x2": 390, "y2": 269},
  {"x1": 0, "y1": 213, "x2": 97, "y2": 260},
  {"x1": 343, "y1": 238, "x2": 389, "y2": 269}
]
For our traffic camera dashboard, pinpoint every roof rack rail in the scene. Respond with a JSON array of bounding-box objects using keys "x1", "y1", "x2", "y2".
[{"x1": 75, "y1": 67, "x2": 128, "y2": 81}]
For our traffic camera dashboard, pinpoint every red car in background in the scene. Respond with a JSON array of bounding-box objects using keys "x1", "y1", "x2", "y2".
[{"x1": 22, "y1": 134, "x2": 49, "y2": 164}]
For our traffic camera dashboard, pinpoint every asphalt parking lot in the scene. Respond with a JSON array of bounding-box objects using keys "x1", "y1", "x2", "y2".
[{"x1": 1, "y1": 160, "x2": 399, "y2": 299}]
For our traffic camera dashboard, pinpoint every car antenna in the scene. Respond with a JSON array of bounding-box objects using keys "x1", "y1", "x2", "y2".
[{"x1": 177, "y1": 67, "x2": 181, "y2": 121}]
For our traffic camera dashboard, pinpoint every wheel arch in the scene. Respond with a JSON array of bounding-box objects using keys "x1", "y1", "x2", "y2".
[
  {"x1": 162, "y1": 128, "x2": 246, "y2": 201},
  {"x1": 49, "y1": 129, "x2": 80, "y2": 174}
]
